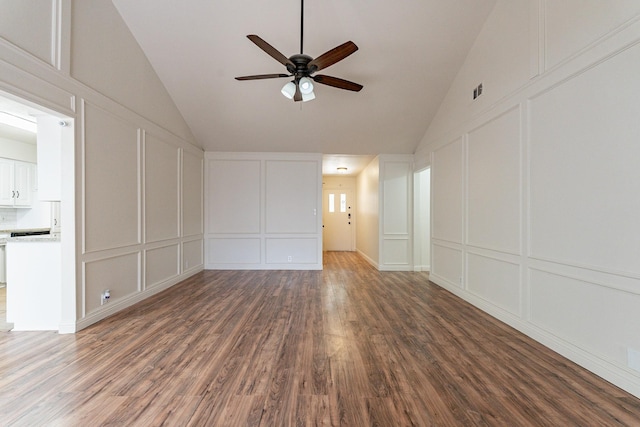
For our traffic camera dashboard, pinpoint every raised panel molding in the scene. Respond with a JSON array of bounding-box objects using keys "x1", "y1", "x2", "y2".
[
  {"x1": 182, "y1": 150, "x2": 204, "y2": 237},
  {"x1": 182, "y1": 238, "x2": 203, "y2": 272},
  {"x1": 528, "y1": 43, "x2": 640, "y2": 277},
  {"x1": 144, "y1": 132, "x2": 180, "y2": 243},
  {"x1": 265, "y1": 160, "x2": 318, "y2": 234},
  {"x1": 431, "y1": 243, "x2": 463, "y2": 288},
  {"x1": 207, "y1": 159, "x2": 260, "y2": 234},
  {"x1": 382, "y1": 238, "x2": 410, "y2": 266},
  {"x1": 204, "y1": 153, "x2": 322, "y2": 270},
  {"x1": 467, "y1": 106, "x2": 521, "y2": 255},
  {"x1": 543, "y1": 0, "x2": 640, "y2": 71},
  {"x1": 82, "y1": 101, "x2": 140, "y2": 253},
  {"x1": 467, "y1": 252, "x2": 521, "y2": 316},
  {"x1": 83, "y1": 251, "x2": 140, "y2": 315},
  {"x1": 145, "y1": 244, "x2": 179, "y2": 288},
  {"x1": 529, "y1": 268, "x2": 640, "y2": 371},
  {"x1": 265, "y1": 238, "x2": 318, "y2": 265},
  {"x1": 382, "y1": 161, "x2": 410, "y2": 235},
  {"x1": 0, "y1": 0, "x2": 57, "y2": 66},
  {"x1": 207, "y1": 238, "x2": 261, "y2": 265},
  {"x1": 432, "y1": 138, "x2": 463, "y2": 244}
]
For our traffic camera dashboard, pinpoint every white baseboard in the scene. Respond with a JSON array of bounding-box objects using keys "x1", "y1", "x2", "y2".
[
  {"x1": 75, "y1": 267, "x2": 204, "y2": 332},
  {"x1": 429, "y1": 273, "x2": 640, "y2": 400}
]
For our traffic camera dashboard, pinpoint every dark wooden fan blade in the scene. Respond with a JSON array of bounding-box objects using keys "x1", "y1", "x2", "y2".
[
  {"x1": 308, "y1": 41, "x2": 358, "y2": 73},
  {"x1": 294, "y1": 83, "x2": 302, "y2": 102},
  {"x1": 247, "y1": 35, "x2": 295, "y2": 68},
  {"x1": 312, "y1": 75, "x2": 363, "y2": 92},
  {"x1": 235, "y1": 74, "x2": 290, "y2": 81}
]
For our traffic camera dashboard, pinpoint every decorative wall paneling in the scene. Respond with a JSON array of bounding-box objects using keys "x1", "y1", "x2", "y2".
[
  {"x1": 425, "y1": 6, "x2": 640, "y2": 398},
  {"x1": 0, "y1": 0, "x2": 204, "y2": 333},
  {"x1": 373, "y1": 156, "x2": 414, "y2": 271},
  {"x1": 205, "y1": 153, "x2": 322, "y2": 270},
  {"x1": 77, "y1": 97, "x2": 204, "y2": 330}
]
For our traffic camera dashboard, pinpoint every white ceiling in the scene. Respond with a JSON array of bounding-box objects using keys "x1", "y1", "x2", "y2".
[{"x1": 111, "y1": 0, "x2": 495, "y2": 167}]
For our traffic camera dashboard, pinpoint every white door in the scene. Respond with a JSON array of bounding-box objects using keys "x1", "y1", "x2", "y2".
[{"x1": 322, "y1": 189, "x2": 353, "y2": 251}]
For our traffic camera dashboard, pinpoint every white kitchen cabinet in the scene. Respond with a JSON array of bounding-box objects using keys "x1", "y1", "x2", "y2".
[{"x1": 0, "y1": 158, "x2": 34, "y2": 207}]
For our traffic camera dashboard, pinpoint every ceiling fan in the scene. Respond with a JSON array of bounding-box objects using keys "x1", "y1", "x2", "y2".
[{"x1": 235, "y1": 0, "x2": 363, "y2": 102}]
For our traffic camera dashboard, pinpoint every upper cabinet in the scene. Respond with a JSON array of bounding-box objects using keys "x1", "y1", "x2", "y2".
[{"x1": 0, "y1": 158, "x2": 34, "y2": 207}]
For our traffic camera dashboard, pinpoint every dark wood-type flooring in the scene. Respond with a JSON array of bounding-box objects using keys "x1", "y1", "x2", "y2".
[{"x1": 1, "y1": 252, "x2": 639, "y2": 426}]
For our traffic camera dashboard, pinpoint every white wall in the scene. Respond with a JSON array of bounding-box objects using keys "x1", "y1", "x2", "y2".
[
  {"x1": 205, "y1": 152, "x2": 322, "y2": 270},
  {"x1": 356, "y1": 156, "x2": 379, "y2": 267},
  {"x1": 0, "y1": 0, "x2": 204, "y2": 331},
  {"x1": 416, "y1": 0, "x2": 640, "y2": 398}
]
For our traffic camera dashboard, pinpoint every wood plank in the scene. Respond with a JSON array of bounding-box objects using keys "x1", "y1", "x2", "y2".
[{"x1": 0, "y1": 251, "x2": 639, "y2": 425}]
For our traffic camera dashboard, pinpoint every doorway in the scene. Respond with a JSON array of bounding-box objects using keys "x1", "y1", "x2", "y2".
[
  {"x1": 0, "y1": 91, "x2": 75, "y2": 332},
  {"x1": 322, "y1": 188, "x2": 355, "y2": 251}
]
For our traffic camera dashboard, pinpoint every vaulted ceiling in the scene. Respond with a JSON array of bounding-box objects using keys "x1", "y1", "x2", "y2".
[{"x1": 112, "y1": 0, "x2": 495, "y2": 164}]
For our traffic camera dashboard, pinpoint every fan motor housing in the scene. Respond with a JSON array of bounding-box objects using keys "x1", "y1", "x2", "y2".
[{"x1": 288, "y1": 54, "x2": 314, "y2": 76}]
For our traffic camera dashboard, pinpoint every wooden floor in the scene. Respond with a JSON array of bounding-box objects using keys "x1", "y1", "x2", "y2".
[{"x1": 1, "y1": 252, "x2": 639, "y2": 426}]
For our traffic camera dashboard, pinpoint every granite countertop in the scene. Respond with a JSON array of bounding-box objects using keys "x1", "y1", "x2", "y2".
[
  {"x1": 5, "y1": 234, "x2": 61, "y2": 243},
  {"x1": 0, "y1": 228, "x2": 59, "y2": 243}
]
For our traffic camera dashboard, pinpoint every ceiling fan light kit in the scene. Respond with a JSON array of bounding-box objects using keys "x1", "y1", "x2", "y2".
[
  {"x1": 235, "y1": 0, "x2": 363, "y2": 102},
  {"x1": 281, "y1": 81, "x2": 297, "y2": 99}
]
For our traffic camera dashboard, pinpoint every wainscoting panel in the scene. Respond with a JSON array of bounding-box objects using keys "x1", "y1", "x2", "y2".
[
  {"x1": 84, "y1": 252, "x2": 140, "y2": 315},
  {"x1": 432, "y1": 243, "x2": 463, "y2": 288},
  {"x1": 265, "y1": 238, "x2": 318, "y2": 265},
  {"x1": 207, "y1": 238, "x2": 261, "y2": 265},
  {"x1": 382, "y1": 238, "x2": 410, "y2": 266},
  {"x1": 467, "y1": 252, "x2": 520, "y2": 316},
  {"x1": 530, "y1": 268, "x2": 640, "y2": 373},
  {"x1": 182, "y1": 238, "x2": 203, "y2": 272},
  {"x1": 145, "y1": 244, "x2": 180, "y2": 289}
]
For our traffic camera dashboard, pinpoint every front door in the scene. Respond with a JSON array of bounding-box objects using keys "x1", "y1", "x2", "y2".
[{"x1": 322, "y1": 189, "x2": 353, "y2": 251}]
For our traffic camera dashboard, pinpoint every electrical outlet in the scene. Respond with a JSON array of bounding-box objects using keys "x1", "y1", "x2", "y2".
[
  {"x1": 287, "y1": 256, "x2": 292, "y2": 262},
  {"x1": 100, "y1": 289, "x2": 111, "y2": 305}
]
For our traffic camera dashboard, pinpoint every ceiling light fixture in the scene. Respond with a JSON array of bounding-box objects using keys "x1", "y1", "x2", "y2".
[
  {"x1": 236, "y1": 0, "x2": 363, "y2": 103},
  {"x1": 281, "y1": 81, "x2": 296, "y2": 99},
  {"x1": 337, "y1": 167, "x2": 348, "y2": 174}
]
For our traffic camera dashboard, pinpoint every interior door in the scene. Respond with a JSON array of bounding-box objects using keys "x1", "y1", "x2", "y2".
[{"x1": 322, "y1": 189, "x2": 353, "y2": 251}]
